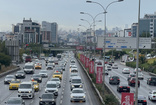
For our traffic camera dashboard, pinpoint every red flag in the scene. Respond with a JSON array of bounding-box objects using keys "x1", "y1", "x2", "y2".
[
  {"x1": 96, "y1": 66, "x2": 103, "y2": 84},
  {"x1": 121, "y1": 93, "x2": 134, "y2": 105},
  {"x1": 89, "y1": 61, "x2": 94, "y2": 74},
  {"x1": 85, "y1": 57, "x2": 89, "y2": 68}
]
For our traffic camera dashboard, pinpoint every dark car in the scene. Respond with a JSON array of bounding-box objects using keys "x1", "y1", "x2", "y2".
[
  {"x1": 4, "y1": 75, "x2": 16, "y2": 84},
  {"x1": 39, "y1": 93, "x2": 56, "y2": 105},
  {"x1": 15, "y1": 71, "x2": 25, "y2": 79},
  {"x1": 127, "y1": 73, "x2": 136, "y2": 81},
  {"x1": 5, "y1": 97, "x2": 25, "y2": 105},
  {"x1": 109, "y1": 76, "x2": 120, "y2": 85},
  {"x1": 117, "y1": 84, "x2": 130, "y2": 93},
  {"x1": 31, "y1": 74, "x2": 42, "y2": 83},
  {"x1": 128, "y1": 77, "x2": 140, "y2": 87},
  {"x1": 54, "y1": 66, "x2": 63, "y2": 74},
  {"x1": 134, "y1": 95, "x2": 147, "y2": 105},
  {"x1": 147, "y1": 76, "x2": 156, "y2": 85}
]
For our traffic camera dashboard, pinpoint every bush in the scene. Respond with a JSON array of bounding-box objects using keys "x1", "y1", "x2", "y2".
[
  {"x1": 126, "y1": 62, "x2": 136, "y2": 68},
  {"x1": 0, "y1": 53, "x2": 11, "y2": 66},
  {"x1": 104, "y1": 94, "x2": 119, "y2": 105}
]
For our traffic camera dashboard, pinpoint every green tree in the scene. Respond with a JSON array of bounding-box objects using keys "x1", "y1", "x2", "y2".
[{"x1": 0, "y1": 53, "x2": 11, "y2": 66}]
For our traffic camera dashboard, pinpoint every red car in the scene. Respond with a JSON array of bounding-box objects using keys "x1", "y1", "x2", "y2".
[
  {"x1": 128, "y1": 77, "x2": 140, "y2": 87},
  {"x1": 25, "y1": 56, "x2": 32, "y2": 62}
]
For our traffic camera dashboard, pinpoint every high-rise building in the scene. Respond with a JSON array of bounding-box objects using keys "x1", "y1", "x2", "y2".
[{"x1": 41, "y1": 21, "x2": 58, "y2": 43}]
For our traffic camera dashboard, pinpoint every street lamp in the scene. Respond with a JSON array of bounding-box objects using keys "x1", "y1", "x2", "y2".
[{"x1": 86, "y1": 0, "x2": 124, "y2": 96}]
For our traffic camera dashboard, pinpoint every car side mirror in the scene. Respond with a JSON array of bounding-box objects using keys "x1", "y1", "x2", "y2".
[
  {"x1": 39, "y1": 97, "x2": 41, "y2": 99},
  {"x1": 84, "y1": 92, "x2": 86, "y2": 94}
]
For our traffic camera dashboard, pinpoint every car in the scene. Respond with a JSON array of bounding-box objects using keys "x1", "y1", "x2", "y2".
[
  {"x1": 45, "y1": 81, "x2": 58, "y2": 96},
  {"x1": 70, "y1": 76, "x2": 83, "y2": 90},
  {"x1": 35, "y1": 62, "x2": 42, "y2": 69},
  {"x1": 23, "y1": 62, "x2": 34, "y2": 74},
  {"x1": 39, "y1": 93, "x2": 56, "y2": 105},
  {"x1": 133, "y1": 68, "x2": 142, "y2": 74},
  {"x1": 109, "y1": 76, "x2": 120, "y2": 85},
  {"x1": 128, "y1": 77, "x2": 140, "y2": 87},
  {"x1": 4, "y1": 75, "x2": 16, "y2": 84},
  {"x1": 31, "y1": 74, "x2": 42, "y2": 83},
  {"x1": 138, "y1": 72, "x2": 144, "y2": 80},
  {"x1": 59, "y1": 64, "x2": 65, "y2": 71},
  {"x1": 5, "y1": 97, "x2": 25, "y2": 105},
  {"x1": 15, "y1": 71, "x2": 25, "y2": 79},
  {"x1": 50, "y1": 78, "x2": 61, "y2": 88},
  {"x1": 9, "y1": 79, "x2": 21, "y2": 90},
  {"x1": 70, "y1": 59, "x2": 76, "y2": 63},
  {"x1": 106, "y1": 65, "x2": 112, "y2": 71},
  {"x1": 134, "y1": 95, "x2": 147, "y2": 105},
  {"x1": 70, "y1": 88, "x2": 86, "y2": 102},
  {"x1": 31, "y1": 80, "x2": 39, "y2": 92},
  {"x1": 117, "y1": 84, "x2": 130, "y2": 93},
  {"x1": 54, "y1": 66, "x2": 63, "y2": 74},
  {"x1": 52, "y1": 71, "x2": 62, "y2": 80},
  {"x1": 148, "y1": 90, "x2": 156, "y2": 101},
  {"x1": 25, "y1": 55, "x2": 32, "y2": 63},
  {"x1": 127, "y1": 73, "x2": 136, "y2": 81},
  {"x1": 69, "y1": 73, "x2": 79, "y2": 82},
  {"x1": 147, "y1": 76, "x2": 156, "y2": 85},
  {"x1": 39, "y1": 70, "x2": 48, "y2": 78},
  {"x1": 108, "y1": 61, "x2": 113, "y2": 66},
  {"x1": 70, "y1": 63, "x2": 76, "y2": 68},
  {"x1": 122, "y1": 68, "x2": 130, "y2": 74},
  {"x1": 18, "y1": 82, "x2": 35, "y2": 99},
  {"x1": 105, "y1": 69, "x2": 109, "y2": 75},
  {"x1": 112, "y1": 63, "x2": 118, "y2": 69},
  {"x1": 71, "y1": 68, "x2": 78, "y2": 73},
  {"x1": 46, "y1": 63, "x2": 53, "y2": 70}
]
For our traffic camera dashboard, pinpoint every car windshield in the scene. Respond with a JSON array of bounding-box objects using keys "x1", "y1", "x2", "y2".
[
  {"x1": 72, "y1": 90, "x2": 84, "y2": 93},
  {"x1": 17, "y1": 71, "x2": 24, "y2": 74},
  {"x1": 130, "y1": 74, "x2": 135, "y2": 77},
  {"x1": 124, "y1": 68, "x2": 129, "y2": 70},
  {"x1": 33, "y1": 75, "x2": 41, "y2": 77},
  {"x1": 6, "y1": 75, "x2": 14, "y2": 78},
  {"x1": 7, "y1": 98, "x2": 21, "y2": 104},
  {"x1": 55, "y1": 67, "x2": 62, "y2": 69},
  {"x1": 42, "y1": 94, "x2": 54, "y2": 99},
  {"x1": 40, "y1": 71, "x2": 47, "y2": 73},
  {"x1": 47, "y1": 63, "x2": 53, "y2": 66},
  {"x1": 19, "y1": 84, "x2": 31, "y2": 88},
  {"x1": 54, "y1": 72, "x2": 61, "y2": 75},
  {"x1": 51, "y1": 79, "x2": 59, "y2": 81},
  {"x1": 11, "y1": 81, "x2": 20, "y2": 83},
  {"x1": 46, "y1": 84, "x2": 56, "y2": 88},
  {"x1": 33, "y1": 82, "x2": 37, "y2": 85},
  {"x1": 138, "y1": 95, "x2": 146, "y2": 100},
  {"x1": 25, "y1": 66, "x2": 33, "y2": 69},
  {"x1": 153, "y1": 92, "x2": 156, "y2": 94},
  {"x1": 72, "y1": 79, "x2": 81, "y2": 83},
  {"x1": 71, "y1": 74, "x2": 78, "y2": 77}
]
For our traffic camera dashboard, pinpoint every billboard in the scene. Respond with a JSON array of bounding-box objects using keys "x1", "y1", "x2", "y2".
[
  {"x1": 121, "y1": 93, "x2": 134, "y2": 105},
  {"x1": 96, "y1": 66, "x2": 103, "y2": 84},
  {"x1": 97, "y1": 36, "x2": 151, "y2": 49},
  {"x1": 89, "y1": 61, "x2": 94, "y2": 74}
]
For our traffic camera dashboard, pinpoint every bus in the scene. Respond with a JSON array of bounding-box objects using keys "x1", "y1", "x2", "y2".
[{"x1": 56, "y1": 54, "x2": 62, "y2": 61}]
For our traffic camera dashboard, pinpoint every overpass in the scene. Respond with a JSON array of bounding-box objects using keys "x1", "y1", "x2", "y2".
[{"x1": 44, "y1": 47, "x2": 76, "y2": 51}]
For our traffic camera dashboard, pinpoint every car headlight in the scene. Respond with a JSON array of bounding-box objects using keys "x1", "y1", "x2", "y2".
[
  {"x1": 71, "y1": 95, "x2": 73, "y2": 98},
  {"x1": 22, "y1": 74, "x2": 24, "y2": 76},
  {"x1": 29, "y1": 91, "x2": 32, "y2": 93},
  {"x1": 79, "y1": 85, "x2": 82, "y2": 87},
  {"x1": 15, "y1": 74, "x2": 18, "y2": 76},
  {"x1": 40, "y1": 99, "x2": 42, "y2": 101},
  {"x1": 72, "y1": 85, "x2": 74, "y2": 87},
  {"x1": 83, "y1": 96, "x2": 85, "y2": 98},
  {"x1": 35, "y1": 86, "x2": 38, "y2": 88},
  {"x1": 52, "y1": 99, "x2": 55, "y2": 101},
  {"x1": 31, "y1": 78, "x2": 33, "y2": 80},
  {"x1": 39, "y1": 78, "x2": 41, "y2": 80},
  {"x1": 18, "y1": 91, "x2": 21, "y2": 93},
  {"x1": 45, "y1": 89, "x2": 47, "y2": 92},
  {"x1": 56, "y1": 89, "x2": 58, "y2": 92}
]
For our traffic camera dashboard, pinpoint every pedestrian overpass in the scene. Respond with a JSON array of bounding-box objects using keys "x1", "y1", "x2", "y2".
[{"x1": 44, "y1": 47, "x2": 76, "y2": 51}]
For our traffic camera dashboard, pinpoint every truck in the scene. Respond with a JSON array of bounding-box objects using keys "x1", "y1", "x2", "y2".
[{"x1": 40, "y1": 53, "x2": 45, "y2": 60}]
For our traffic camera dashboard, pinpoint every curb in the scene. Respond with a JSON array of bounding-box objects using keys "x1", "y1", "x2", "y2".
[
  {"x1": 149, "y1": 72, "x2": 156, "y2": 76},
  {"x1": 0, "y1": 67, "x2": 20, "y2": 77},
  {"x1": 77, "y1": 58, "x2": 105, "y2": 105}
]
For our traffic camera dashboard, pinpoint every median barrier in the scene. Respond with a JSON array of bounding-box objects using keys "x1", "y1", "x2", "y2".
[
  {"x1": 77, "y1": 58, "x2": 105, "y2": 105},
  {"x1": 0, "y1": 67, "x2": 20, "y2": 77}
]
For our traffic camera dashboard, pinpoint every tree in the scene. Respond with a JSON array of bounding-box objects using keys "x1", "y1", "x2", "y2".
[{"x1": 0, "y1": 53, "x2": 11, "y2": 66}]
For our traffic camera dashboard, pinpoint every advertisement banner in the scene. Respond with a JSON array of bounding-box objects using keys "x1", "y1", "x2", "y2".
[
  {"x1": 89, "y1": 61, "x2": 94, "y2": 74},
  {"x1": 121, "y1": 93, "x2": 134, "y2": 105},
  {"x1": 76, "y1": 46, "x2": 84, "y2": 50},
  {"x1": 96, "y1": 66, "x2": 103, "y2": 84},
  {"x1": 85, "y1": 57, "x2": 89, "y2": 68}
]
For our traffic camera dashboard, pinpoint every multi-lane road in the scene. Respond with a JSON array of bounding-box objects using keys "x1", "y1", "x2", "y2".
[
  {"x1": 0, "y1": 57, "x2": 101, "y2": 105},
  {"x1": 105, "y1": 60, "x2": 156, "y2": 105}
]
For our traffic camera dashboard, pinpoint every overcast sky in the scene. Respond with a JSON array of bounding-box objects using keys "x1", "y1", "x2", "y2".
[{"x1": 0, "y1": 0, "x2": 156, "y2": 32}]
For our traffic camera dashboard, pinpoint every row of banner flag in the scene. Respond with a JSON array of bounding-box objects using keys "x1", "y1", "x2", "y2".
[{"x1": 78, "y1": 54, "x2": 103, "y2": 84}]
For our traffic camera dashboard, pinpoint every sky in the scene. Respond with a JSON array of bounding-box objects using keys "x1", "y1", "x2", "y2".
[{"x1": 0, "y1": 0, "x2": 156, "y2": 32}]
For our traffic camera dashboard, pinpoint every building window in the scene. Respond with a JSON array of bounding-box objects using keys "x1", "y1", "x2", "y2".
[{"x1": 151, "y1": 19, "x2": 153, "y2": 22}]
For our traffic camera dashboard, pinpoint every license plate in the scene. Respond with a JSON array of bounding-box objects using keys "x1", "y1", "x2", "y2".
[{"x1": 22, "y1": 94, "x2": 27, "y2": 96}]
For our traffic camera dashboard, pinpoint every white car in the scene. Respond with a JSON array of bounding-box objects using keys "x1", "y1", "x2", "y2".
[
  {"x1": 138, "y1": 72, "x2": 144, "y2": 80},
  {"x1": 50, "y1": 78, "x2": 61, "y2": 88},
  {"x1": 122, "y1": 68, "x2": 130, "y2": 74},
  {"x1": 45, "y1": 81, "x2": 58, "y2": 96},
  {"x1": 112, "y1": 63, "x2": 118, "y2": 69},
  {"x1": 133, "y1": 68, "x2": 142, "y2": 74},
  {"x1": 70, "y1": 63, "x2": 76, "y2": 68},
  {"x1": 148, "y1": 90, "x2": 156, "y2": 101},
  {"x1": 39, "y1": 70, "x2": 48, "y2": 78},
  {"x1": 70, "y1": 88, "x2": 86, "y2": 102}
]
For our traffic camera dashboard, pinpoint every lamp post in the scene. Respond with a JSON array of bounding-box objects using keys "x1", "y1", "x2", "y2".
[
  {"x1": 135, "y1": 0, "x2": 141, "y2": 105},
  {"x1": 86, "y1": 0, "x2": 124, "y2": 96}
]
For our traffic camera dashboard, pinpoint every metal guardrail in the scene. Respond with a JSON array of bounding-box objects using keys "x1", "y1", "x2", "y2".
[{"x1": 0, "y1": 67, "x2": 20, "y2": 77}]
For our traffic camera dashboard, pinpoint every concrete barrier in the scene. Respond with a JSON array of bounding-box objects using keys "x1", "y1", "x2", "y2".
[
  {"x1": 77, "y1": 58, "x2": 105, "y2": 105},
  {"x1": 0, "y1": 67, "x2": 20, "y2": 77}
]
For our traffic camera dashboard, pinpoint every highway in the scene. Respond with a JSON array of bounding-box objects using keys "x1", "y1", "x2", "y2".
[
  {"x1": 0, "y1": 56, "x2": 101, "y2": 105},
  {"x1": 105, "y1": 60, "x2": 156, "y2": 105}
]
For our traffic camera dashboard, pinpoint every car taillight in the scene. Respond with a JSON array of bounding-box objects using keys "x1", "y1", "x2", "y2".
[
  {"x1": 118, "y1": 79, "x2": 120, "y2": 81},
  {"x1": 131, "y1": 80, "x2": 135, "y2": 83},
  {"x1": 127, "y1": 86, "x2": 130, "y2": 88},
  {"x1": 111, "y1": 78, "x2": 113, "y2": 80},
  {"x1": 120, "y1": 86, "x2": 123, "y2": 88},
  {"x1": 149, "y1": 79, "x2": 151, "y2": 81},
  {"x1": 153, "y1": 96, "x2": 155, "y2": 98},
  {"x1": 143, "y1": 100, "x2": 146, "y2": 102}
]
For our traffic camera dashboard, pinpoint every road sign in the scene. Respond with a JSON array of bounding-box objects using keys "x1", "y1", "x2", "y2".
[
  {"x1": 121, "y1": 93, "x2": 134, "y2": 105},
  {"x1": 97, "y1": 36, "x2": 151, "y2": 49}
]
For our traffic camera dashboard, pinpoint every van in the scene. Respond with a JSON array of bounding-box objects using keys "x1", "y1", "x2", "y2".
[
  {"x1": 24, "y1": 62, "x2": 34, "y2": 74},
  {"x1": 18, "y1": 82, "x2": 35, "y2": 99},
  {"x1": 70, "y1": 76, "x2": 83, "y2": 90},
  {"x1": 25, "y1": 56, "x2": 32, "y2": 62},
  {"x1": 45, "y1": 81, "x2": 59, "y2": 96}
]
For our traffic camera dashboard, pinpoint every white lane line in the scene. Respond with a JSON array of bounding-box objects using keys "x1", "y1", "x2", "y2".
[
  {"x1": 61, "y1": 95, "x2": 63, "y2": 99},
  {"x1": 62, "y1": 92, "x2": 64, "y2": 95},
  {"x1": 60, "y1": 100, "x2": 63, "y2": 104}
]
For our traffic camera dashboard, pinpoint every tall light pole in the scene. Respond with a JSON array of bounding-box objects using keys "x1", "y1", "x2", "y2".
[
  {"x1": 86, "y1": 0, "x2": 124, "y2": 96},
  {"x1": 135, "y1": 0, "x2": 141, "y2": 105}
]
